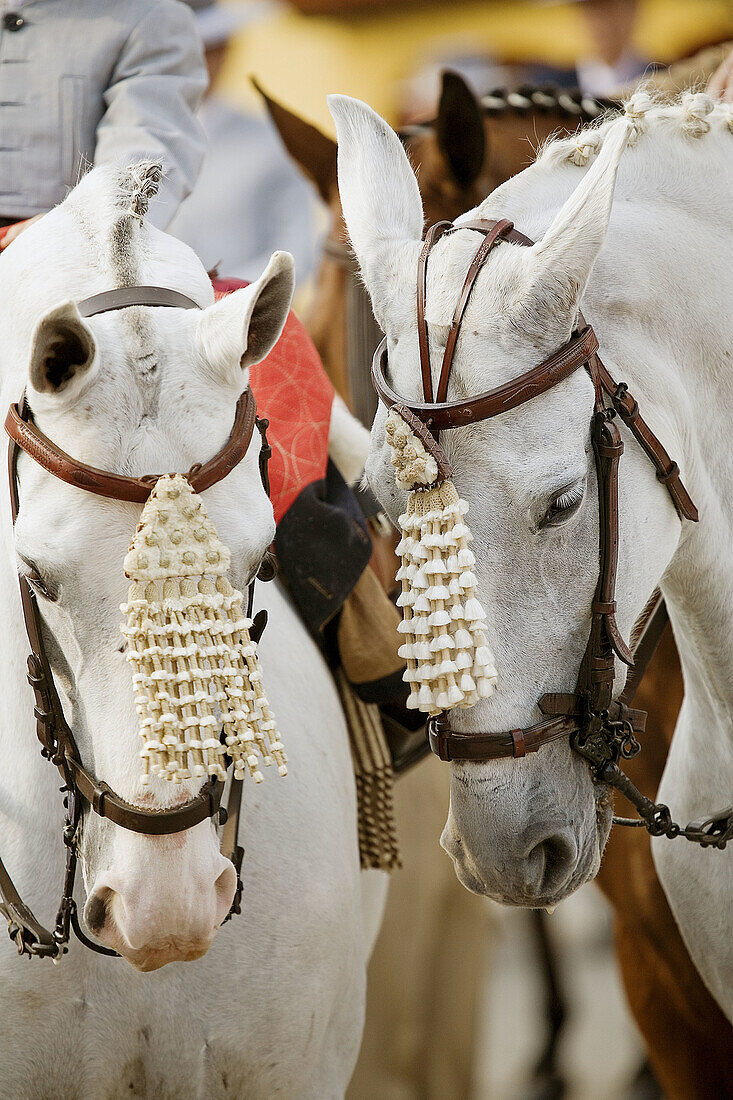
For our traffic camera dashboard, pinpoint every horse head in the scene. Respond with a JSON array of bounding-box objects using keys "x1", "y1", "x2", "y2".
[
  {"x1": 0, "y1": 163, "x2": 294, "y2": 967},
  {"x1": 330, "y1": 95, "x2": 685, "y2": 908}
]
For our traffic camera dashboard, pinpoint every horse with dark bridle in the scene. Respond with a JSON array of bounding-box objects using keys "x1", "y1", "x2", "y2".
[
  {"x1": 331, "y1": 83, "x2": 733, "y2": 1041},
  {"x1": 1, "y1": 285, "x2": 269, "y2": 957},
  {"x1": 371, "y1": 214, "x2": 733, "y2": 851},
  {"x1": 261, "y1": 72, "x2": 733, "y2": 1097},
  {"x1": 0, "y1": 160, "x2": 386, "y2": 1097}
]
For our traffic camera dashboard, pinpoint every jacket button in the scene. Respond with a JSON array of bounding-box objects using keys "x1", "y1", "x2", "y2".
[{"x1": 3, "y1": 12, "x2": 25, "y2": 31}]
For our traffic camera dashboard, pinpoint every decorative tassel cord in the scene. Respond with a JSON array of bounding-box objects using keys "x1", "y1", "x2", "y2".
[
  {"x1": 121, "y1": 474, "x2": 286, "y2": 786},
  {"x1": 386, "y1": 410, "x2": 498, "y2": 715}
]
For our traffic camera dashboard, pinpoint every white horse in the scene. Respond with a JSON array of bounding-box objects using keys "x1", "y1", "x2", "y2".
[
  {"x1": 0, "y1": 164, "x2": 386, "y2": 1097},
  {"x1": 330, "y1": 90, "x2": 733, "y2": 1019}
]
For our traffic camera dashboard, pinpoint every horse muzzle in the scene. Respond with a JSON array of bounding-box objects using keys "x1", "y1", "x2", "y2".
[{"x1": 84, "y1": 843, "x2": 237, "y2": 969}]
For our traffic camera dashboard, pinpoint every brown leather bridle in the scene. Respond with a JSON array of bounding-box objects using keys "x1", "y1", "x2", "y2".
[
  {"x1": 1, "y1": 286, "x2": 273, "y2": 958},
  {"x1": 373, "y1": 218, "x2": 733, "y2": 848}
]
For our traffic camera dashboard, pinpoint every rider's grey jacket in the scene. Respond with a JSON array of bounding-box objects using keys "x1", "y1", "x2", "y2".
[{"x1": 0, "y1": 0, "x2": 206, "y2": 228}]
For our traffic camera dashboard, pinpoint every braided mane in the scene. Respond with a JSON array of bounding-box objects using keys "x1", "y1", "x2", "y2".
[
  {"x1": 108, "y1": 161, "x2": 163, "y2": 287},
  {"x1": 537, "y1": 90, "x2": 733, "y2": 168},
  {"x1": 118, "y1": 161, "x2": 163, "y2": 219},
  {"x1": 399, "y1": 83, "x2": 609, "y2": 141}
]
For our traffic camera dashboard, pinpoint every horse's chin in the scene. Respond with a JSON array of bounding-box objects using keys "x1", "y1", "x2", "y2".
[
  {"x1": 449, "y1": 847, "x2": 602, "y2": 909},
  {"x1": 118, "y1": 937, "x2": 214, "y2": 971},
  {"x1": 441, "y1": 789, "x2": 613, "y2": 908}
]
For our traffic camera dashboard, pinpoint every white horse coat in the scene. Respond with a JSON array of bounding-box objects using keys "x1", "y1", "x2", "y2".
[
  {"x1": 0, "y1": 165, "x2": 385, "y2": 1097},
  {"x1": 330, "y1": 90, "x2": 733, "y2": 1018}
]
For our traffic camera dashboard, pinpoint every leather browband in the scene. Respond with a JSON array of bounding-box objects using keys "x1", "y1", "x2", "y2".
[
  {"x1": 5, "y1": 282, "x2": 258, "y2": 504},
  {"x1": 372, "y1": 325, "x2": 599, "y2": 431},
  {"x1": 5, "y1": 388, "x2": 257, "y2": 504},
  {"x1": 77, "y1": 286, "x2": 201, "y2": 317}
]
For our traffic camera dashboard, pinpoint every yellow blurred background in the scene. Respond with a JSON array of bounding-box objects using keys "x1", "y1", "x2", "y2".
[{"x1": 220, "y1": 0, "x2": 733, "y2": 128}]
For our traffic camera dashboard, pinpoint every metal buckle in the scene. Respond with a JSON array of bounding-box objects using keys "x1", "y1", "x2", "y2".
[
  {"x1": 612, "y1": 382, "x2": 639, "y2": 422},
  {"x1": 682, "y1": 808, "x2": 733, "y2": 849},
  {"x1": 426, "y1": 713, "x2": 452, "y2": 762},
  {"x1": 604, "y1": 715, "x2": 641, "y2": 760}
]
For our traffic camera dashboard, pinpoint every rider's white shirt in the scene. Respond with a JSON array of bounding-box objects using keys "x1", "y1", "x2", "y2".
[{"x1": 169, "y1": 96, "x2": 320, "y2": 285}]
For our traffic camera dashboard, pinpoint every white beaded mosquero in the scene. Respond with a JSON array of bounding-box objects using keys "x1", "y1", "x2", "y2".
[
  {"x1": 121, "y1": 474, "x2": 286, "y2": 786},
  {"x1": 386, "y1": 408, "x2": 498, "y2": 715}
]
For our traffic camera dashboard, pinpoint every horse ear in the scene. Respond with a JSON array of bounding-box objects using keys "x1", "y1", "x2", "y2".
[
  {"x1": 436, "y1": 71, "x2": 486, "y2": 188},
  {"x1": 328, "y1": 94, "x2": 423, "y2": 326},
  {"x1": 29, "y1": 301, "x2": 97, "y2": 398},
  {"x1": 527, "y1": 119, "x2": 631, "y2": 319},
  {"x1": 197, "y1": 252, "x2": 295, "y2": 383},
  {"x1": 253, "y1": 79, "x2": 337, "y2": 205}
]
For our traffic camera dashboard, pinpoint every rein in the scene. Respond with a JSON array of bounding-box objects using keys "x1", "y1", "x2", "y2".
[
  {"x1": 1, "y1": 286, "x2": 272, "y2": 959},
  {"x1": 373, "y1": 218, "x2": 733, "y2": 850}
]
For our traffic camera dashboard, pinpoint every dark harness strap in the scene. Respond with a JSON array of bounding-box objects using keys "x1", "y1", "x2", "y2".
[
  {"x1": 417, "y1": 221, "x2": 451, "y2": 403},
  {"x1": 436, "y1": 219, "x2": 516, "y2": 405},
  {"x1": 593, "y1": 354, "x2": 697, "y2": 522}
]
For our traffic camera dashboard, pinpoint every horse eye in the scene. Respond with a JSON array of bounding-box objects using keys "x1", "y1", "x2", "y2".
[
  {"x1": 256, "y1": 551, "x2": 278, "y2": 583},
  {"x1": 20, "y1": 561, "x2": 58, "y2": 602},
  {"x1": 541, "y1": 484, "x2": 585, "y2": 529}
]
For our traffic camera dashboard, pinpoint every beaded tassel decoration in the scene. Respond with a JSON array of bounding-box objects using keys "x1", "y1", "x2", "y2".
[
  {"x1": 121, "y1": 474, "x2": 286, "y2": 785},
  {"x1": 385, "y1": 408, "x2": 498, "y2": 715}
]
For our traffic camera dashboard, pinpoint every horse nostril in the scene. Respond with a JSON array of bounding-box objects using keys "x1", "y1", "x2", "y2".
[
  {"x1": 213, "y1": 862, "x2": 238, "y2": 926},
  {"x1": 525, "y1": 829, "x2": 578, "y2": 896},
  {"x1": 85, "y1": 888, "x2": 111, "y2": 934}
]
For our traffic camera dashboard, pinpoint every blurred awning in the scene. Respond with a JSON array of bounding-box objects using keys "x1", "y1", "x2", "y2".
[{"x1": 219, "y1": 0, "x2": 733, "y2": 129}]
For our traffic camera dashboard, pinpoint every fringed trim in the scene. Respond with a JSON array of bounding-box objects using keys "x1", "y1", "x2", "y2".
[
  {"x1": 121, "y1": 474, "x2": 286, "y2": 786},
  {"x1": 336, "y1": 670, "x2": 400, "y2": 872},
  {"x1": 386, "y1": 410, "x2": 498, "y2": 715}
]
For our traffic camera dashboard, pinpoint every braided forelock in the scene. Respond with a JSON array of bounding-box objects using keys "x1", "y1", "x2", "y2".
[
  {"x1": 119, "y1": 161, "x2": 163, "y2": 220},
  {"x1": 108, "y1": 162, "x2": 163, "y2": 287}
]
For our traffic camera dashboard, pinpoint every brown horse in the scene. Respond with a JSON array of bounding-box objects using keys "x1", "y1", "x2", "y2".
[{"x1": 258, "y1": 73, "x2": 733, "y2": 1096}]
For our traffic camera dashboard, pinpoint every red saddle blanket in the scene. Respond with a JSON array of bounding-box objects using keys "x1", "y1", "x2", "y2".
[{"x1": 213, "y1": 278, "x2": 333, "y2": 525}]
